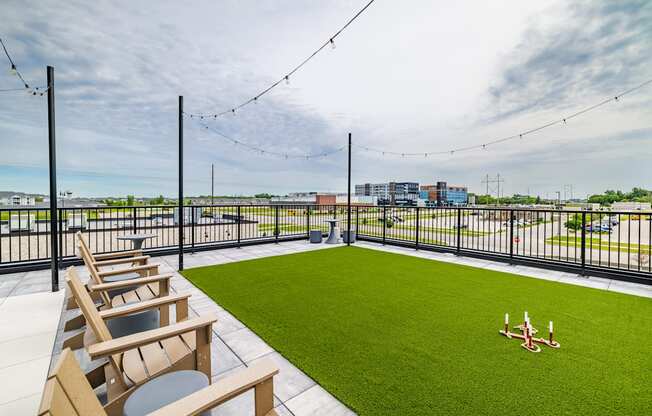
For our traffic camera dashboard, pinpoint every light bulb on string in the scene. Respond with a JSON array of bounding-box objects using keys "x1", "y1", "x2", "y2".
[
  {"x1": 9, "y1": 64, "x2": 17, "y2": 76},
  {"x1": 330, "y1": 38, "x2": 336, "y2": 49},
  {"x1": 231, "y1": 109, "x2": 236, "y2": 116},
  {"x1": 285, "y1": 75, "x2": 290, "y2": 85},
  {"x1": 253, "y1": 97, "x2": 258, "y2": 104}
]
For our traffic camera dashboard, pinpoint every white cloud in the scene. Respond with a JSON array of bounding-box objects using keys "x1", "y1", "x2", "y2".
[{"x1": 0, "y1": 0, "x2": 650, "y2": 197}]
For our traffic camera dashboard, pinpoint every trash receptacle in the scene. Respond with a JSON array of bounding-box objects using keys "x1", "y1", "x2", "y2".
[
  {"x1": 342, "y1": 230, "x2": 356, "y2": 243},
  {"x1": 309, "y1": 230, "x2": 323, "y2": 243}
]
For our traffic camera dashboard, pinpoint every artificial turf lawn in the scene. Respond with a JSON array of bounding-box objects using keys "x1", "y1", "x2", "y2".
[{"x1": 182, "y1": 246, "x2": 652, "y2": 415}]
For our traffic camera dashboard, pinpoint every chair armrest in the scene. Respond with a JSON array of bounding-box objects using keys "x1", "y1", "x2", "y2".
[
  {"x1": 88, "y1": 274, "x2": 172, "y2": 292},
  {"x1": 88, "y1": 315, "x2": 217, "y2": 359},
  {"x1": 92, "y1": 249, "x2": 144, "y2": 260},
  {"x1": 93, "y1": 255, "x2": 150, "y2": 267},
  {"x1": 96, "y1": 263, "x2": 159, "y2": 278},
  {"x1": 147, "y1": 359, "x2": 279, "y2": 416},
  {"x1": 98, "y1": 293, "x2": 190, "y2": 319}
]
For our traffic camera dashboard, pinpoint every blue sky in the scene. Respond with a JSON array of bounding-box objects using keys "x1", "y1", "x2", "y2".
[{"x1": 0, "y1": 0, "x2": 650, "y2": 198}]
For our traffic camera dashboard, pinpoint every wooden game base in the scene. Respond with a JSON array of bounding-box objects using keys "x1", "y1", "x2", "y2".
[
  {"x1": 521, "y1": 342, "x2": 541, "y2": 352},
  {"x1": 500, "y1": 329, "x2": 561, "y2": 351}
]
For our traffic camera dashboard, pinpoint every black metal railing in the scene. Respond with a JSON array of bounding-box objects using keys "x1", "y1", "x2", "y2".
[{"x1": 1, "y1": 204, "x2": 651, "y2": 284}]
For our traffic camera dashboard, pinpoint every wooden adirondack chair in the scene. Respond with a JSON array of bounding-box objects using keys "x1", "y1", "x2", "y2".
[
  {"x1": 62, "y1": 267, "x2": 181, "y2": 343},
  {"x1": 70, "y1": 234, "x2": 164, "y2": 311},
  {"x1": 64, "y1": 267, "x2": 218, "y2": 416},
  {"x1": 39, "y1": 348, "x2": 279, "y2": 416}
]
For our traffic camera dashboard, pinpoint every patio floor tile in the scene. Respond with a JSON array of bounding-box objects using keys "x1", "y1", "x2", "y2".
[
  {"x1": 285, "y1": 384, "x2": 356, "y2": 416},
  {"x1": 221, "y1": 328, "x2": 274, "y2": 363},
  {"x1": 211, "y1": 336, "x2": 244, "y2": 377},
  {"x1": 213, "y1": 309, "x2": 246, "y2": 336}
]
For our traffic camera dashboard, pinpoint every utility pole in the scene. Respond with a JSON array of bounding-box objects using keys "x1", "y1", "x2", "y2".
[
  {"x1": 47, "y1": 65, "x2": 59, "y2": 292},
  {"x1": 497, "y1": 174, "x2": 501, "y2": 204},
  {"x1": 481, "y1": 174, "x2": 504, "y2": 205}
]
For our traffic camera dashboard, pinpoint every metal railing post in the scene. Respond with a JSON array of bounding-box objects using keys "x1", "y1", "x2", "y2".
[
  {"x1": 581, "y1": 211, "x2": 586, "y2": 274},
  {"x1": 275, "y1": 205, "x2": 279, "y2": 243},
  {"x1": 58, "y1": 209, "x2": 64, "y2": 268},
  {"x1": 355, "y1": 206, "x2": 359, "y2": 236},
  {"x1": 306, "y1": 206, "x2": 310, "y2": 239},
  {"x1": 382, "y1": 205, "x2": 387, "y2": 245},
  {"x1": 456, "y1": 208, "x2": 461, "y2": 254},
  {"x1": 191, "y1": 205, "x2": 195, "y2": 253},
  {"x1": 509, "y1": 209, "x2": 514, "y2": 262},
  {"x1": 237, "y1": 205, "x2": 241, "y2": 248},
  {"x1": 415, "y1": 207, "x2": 420, "y2": 250},
  {"x1": 132, "y1": 206, "x2": 137, "y2": 233}
]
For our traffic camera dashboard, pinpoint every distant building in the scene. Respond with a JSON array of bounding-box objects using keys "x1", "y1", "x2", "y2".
[
  {"x1": 420, "y1": 182, "x2": 468, "y2": 206},
  {"x1": 355, "y1": 181, "x2": 419, "y2": 205},
  {"x1": 611, "y1": 201, "x2": 652, "y2": 211},
  {"x1": 10, "y1": 195, "x2": 35, "y2": 206},
  {"x1": 563, "y1": 202, "x2": 601, "y2": 211},
  {"x1": 271, "y1": 192, "x2": 323, "y2": 205},
  {"x1": 271, "y1": 192, "x2": 374, "y2": 206}
]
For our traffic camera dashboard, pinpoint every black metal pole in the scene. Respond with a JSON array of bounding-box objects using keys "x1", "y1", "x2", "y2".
[
  {"x1": 347, "y1": 133, "x2": 352, "y2": 246},
  {"x1": 456, "y1": 208, "x2": 461, "y2": 254},
  {"x1": 211, "y1": 163, "x2": 214, "y2": 206},
  {"x1": 47, "y1": 66, "x2": 59, "y2": 292},
  {"x1": 509, "y1": 209, "x2": 514, "y2": 262},
  {"x1": 178, "y1": 96, "x2": 184, "y2": 271},
  {"x1": 581, "y1": 211, "x2": 586, "y2": 275}
]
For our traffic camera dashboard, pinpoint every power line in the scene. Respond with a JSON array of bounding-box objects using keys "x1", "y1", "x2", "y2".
[
  {"x1": 197, "y1": 120, "x2": 345, "y2": 159},
  {"x1": 354, "y1": 78, "x2": 652, "y2": 157},
  {"x1": 185, "y1": 0, "x2": 376, "y2": 119}
]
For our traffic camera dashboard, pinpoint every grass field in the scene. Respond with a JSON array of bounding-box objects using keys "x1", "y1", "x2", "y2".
[{"x1": 183, "y1": 247, "x2": 652, "y2": 415}]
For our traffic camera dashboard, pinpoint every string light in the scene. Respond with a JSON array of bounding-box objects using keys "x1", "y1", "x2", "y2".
[
  {"x1": 354, "y1": 78, "x2": 652, "y2": 158},
  {"x1": 197, "y1": 120, "x2": 346, "y2": 159},
  {"x1": 186, "y1": 0, "x2": 376, "y2": 119},
  {"x1": 0, "y1": 38, "x2": 32, "y2": 90}
]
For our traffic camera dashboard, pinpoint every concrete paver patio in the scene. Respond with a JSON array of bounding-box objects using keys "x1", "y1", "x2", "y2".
[{"x1": 0, "y1": 239, "x2": 650, "y2": 415}]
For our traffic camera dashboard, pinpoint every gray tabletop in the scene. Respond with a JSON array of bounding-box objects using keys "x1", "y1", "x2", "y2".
[{"x1": 117, "y1": 234, "x2": 156, "y2": 249}]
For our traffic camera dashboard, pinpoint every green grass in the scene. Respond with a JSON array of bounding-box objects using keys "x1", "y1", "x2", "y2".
[
  {"x1": 547, "y1": 236, "x2": 652, "y2": 254},
  {"x1": 183, "y1": 247, "x2": 652, "y2": 415}
]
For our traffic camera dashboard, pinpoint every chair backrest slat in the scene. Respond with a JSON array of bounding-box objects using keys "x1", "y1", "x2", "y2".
[
  {"x1": 76, "y1": 235, "x2": 112, "y2": 306},
  {"x1": 76, "y1": 231, "x2": 96, "y2": 262},
  {"x1": 65, "y1": 267, "x2": 112, "y2": 342},
  {"x1": 38, "y1": 348, "x2": 105, "y2": 416}
]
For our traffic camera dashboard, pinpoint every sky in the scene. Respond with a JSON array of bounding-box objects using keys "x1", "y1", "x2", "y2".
[{"x1": 0, "y1": 0, "x2": 650, "y2": 199}]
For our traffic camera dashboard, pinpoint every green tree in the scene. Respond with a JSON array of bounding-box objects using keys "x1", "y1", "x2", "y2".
[
  {"x1": 149, "y1": 195, "x2": 165, "y2": 205},
  {"x1": 564, "y1": 213, "x2": 583, "y2": 231}
]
